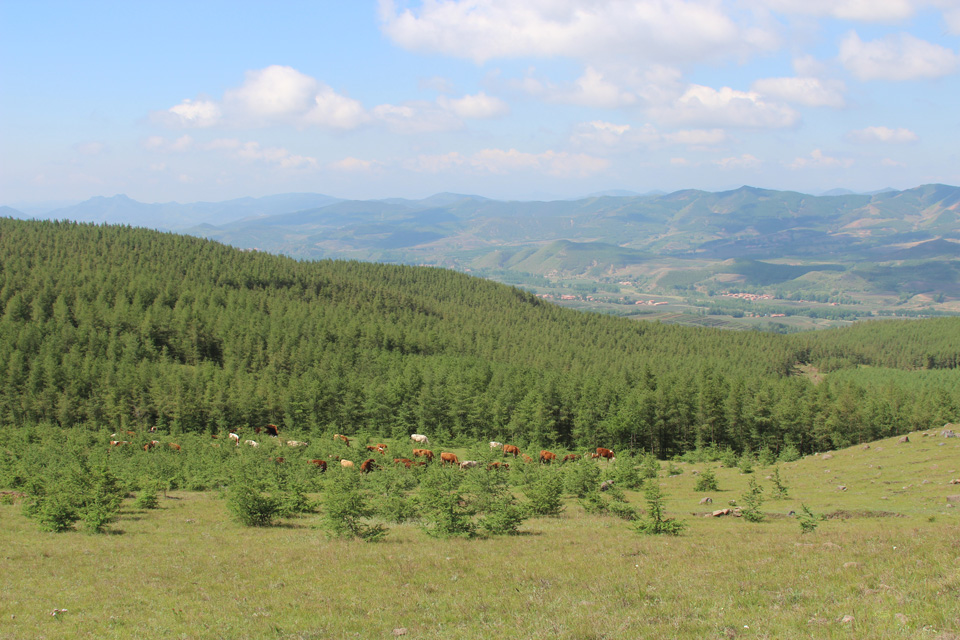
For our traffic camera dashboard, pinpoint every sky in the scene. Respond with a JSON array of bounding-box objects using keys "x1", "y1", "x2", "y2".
[{"x1": 2, "y1": 0, "x2": 960, "y2": 208}]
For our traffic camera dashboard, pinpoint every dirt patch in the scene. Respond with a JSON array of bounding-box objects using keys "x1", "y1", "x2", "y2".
[{"x1": 823, "y1": 509, "x2": 903, "y2": 520}]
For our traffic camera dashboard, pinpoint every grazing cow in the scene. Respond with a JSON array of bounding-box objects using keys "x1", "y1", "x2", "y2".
[
  {"x1": 502, "y1": 444, "x2": 521, "y2": 457},
  {"x1": 309, "y1": 459, "x2": 328, "y2": 472},
  {"x1": 487, "y1": 461, "x2": 510, "y2": 470},
  {"x1": 594, "y1": 447, "x2": 615, "y2": 461},
  {"x1": 440, "y1": 452, "x2": 459, "y2": 465},
  {"x1": 539, "y1": 450, "x2": 557, "y2": 464},
  {"x1": 273, "y1": 457, "x2": 285, "y2": 464},
  {"x1": 521, "y1": 454, "x2": 534, "y2": 463},
  {"x1": 413, "y1": 448, "x2": 434, "y2": 461},
  {"x1": 334, "y1": 434, "x2": 350, "y2": 446},
  {"x1": 490, "y1": 441, "x2": 503, "y2": 449},
  {"x1": 143, "y1": 440, "x2": 160, "y2": 451},
  {"x1": 340, "y1": 459, "x2": 355, "y2": 469},
  {"x1": 562, "y1": 454, "x2": 581, "y2": 463},
  {"x1": 366, "y1": 443, "x2": 388, "y2": 454},
  {"x1": 459, "y1": 460, "x2": 479, "y2": 470},
  {"x1": 394, "y1": 458, "x2": 414, "y2": 468},
  {"x1": 244, "y1": 440, "x2": 258, "y2": 447},
  {"x1": 109, "y1": 440, "x2": 129, "y2": 447},
  {"x1": 411, "y1": 434, "x2": 429, "y2": 445},
  {"x1": 168, "y1": 443, "x2": 181, "y2": 451},
  {"x1": 211, "y1": 434, "x2": 219, "y2": 439},
  {"x1": 286, "y1": 440, "x2": 307, "y2": 447},
  {"x1": 360, "y1": 458, "x2": 379, "y2": 473},
  {"x1": 229, "y1": 432, "x2": 240, "y2": 445},
  {"x1": 264, "y1": 424, "x2": 279, "y2": 437}
]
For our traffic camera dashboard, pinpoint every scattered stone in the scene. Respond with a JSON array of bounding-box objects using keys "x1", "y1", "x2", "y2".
[
  {"x1": 838, "y1": 615, "x2": 854, "y2": 624},
  {"x1": 843, "y1": 562, "x2": 862, "y2": 569},
  {"x1": 946, "y1": 495, "x2": 960, "y2": 504},
  {"x1": 837, "y1": 485, "x2": 847, "y2": 491},
  {"x1": 922, "y1": 433, "x2": 929, "y2": 438},
  {"x1": 862, "y1": 444, "x2": 870, "y2": 449},
  {"x1": 699, "y1": 497, "x2": 713, "y2": 505},
  {"x1": 898, "y1": 436, "x2": 910, "y2": 444},
  {"x1": 732, "y1": 508, "x2": 743, "y2": 517},
  {"x1": 922, "y1": 480, "x2": 931, "y2": 484},
  {"x1": 943, "y1": 430, "x2": 957, "y2": 438},
  {"x1": 822, "y1": 454, "x2": 834, "y2": 460},
  {"x1": 948, "y1": 504, "x2": 955, "y2": 508},
  {"x1": 393, "y1": 628, "x2": 407, "y2": 636},
  {"x1": 939, "y1": 443, "x2": 946, "y2": 446},
  {"x1": 950, "y1": 479, "x2": 960, "y2": 485},
  {"x1": 728, "y1": 499, "x2": 737, "y2": 506},
  {"x1": 712, "y1": 509, "x2": 731, "y2": 517},
  {"x1": 599, "y1": 480, "x2": 614, "y2": 492},
  {"x1": 880, "y1": 496, "x2": 888, "y2": 500}
]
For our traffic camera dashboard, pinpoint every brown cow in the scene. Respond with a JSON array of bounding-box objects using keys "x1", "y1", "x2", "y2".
[
  {"x1": 366, "y1": 443, "x2": 388, "y2": 454},
  {"x1": 562, "y1": 454, "x2": 581, "y2": 463},
  {"x1": 264, "y1": 424, "x2": 279, "y2": 437},
  {"x1": 502, "y1": 444, "x2": 520, "y2": 457},
  {"x1": 413, "y1": 448, "x2": 434, "y2": 461},
  {"x1": 394, "y1": 458, "x2": 414, "y2": 468},
  {"x1": 360, "y1": 458, "x2": 378, "y2": 473},
  {"x1": 334, "y1": 434, "x2": 350, "y2": 446},
  {"x1": 539, "y1": 450, "x2": 557, "y2": 464},
  {"x1": 594, "y1": 447, "x2": 615, "y2": 460},
  {"x1": 486, "y1": 461, "x2": 510, "y2": 470},
  {"x1": 109, "y1": 440, "x2": 129, "y2": 447},
  {"x1": 273, "y1": 457, "x2": 285, "y2": 464},
  {"x1": 143, "y1": 440, "x2": 160, "y2": 451},
  {"x1": 168, "y1": 443, "x2": 181, "y2": 451},
  {"x1": 309, "y1": 459, "x2": 328, "y2": 472},
  {"x1": 521, "y1": 454, "x2": 534, "y2": 463},
  {"x1": 440, "y1": 452, "x2": 459, "y2": 465}
]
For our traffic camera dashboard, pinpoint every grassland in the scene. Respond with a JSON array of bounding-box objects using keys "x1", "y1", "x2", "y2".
[{"x1": 2, "y1": 430, "x2": 959, "y2": 639}]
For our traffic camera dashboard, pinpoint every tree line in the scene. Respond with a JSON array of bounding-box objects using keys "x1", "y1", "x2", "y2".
[{"x1": 1, "y1": 218, "x2": 958, "y2": 457}]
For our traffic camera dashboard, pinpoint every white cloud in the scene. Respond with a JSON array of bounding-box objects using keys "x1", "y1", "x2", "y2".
[
  {"x1": 437, "y1": 91, "x2": 509, "y2": 118},
  {"x1": 330, "y1": 157, "x2": 377, "y2": 172},
  {"x1": 716, "y1": 154, "x2": 761, "y2": 169},
  {"x1": 847, "y1": 126, "x2": 918, "y2": 143},
  {"x1": 664, "y1": 129, "x2": 728, "y2": 146},
  {"x1": 763, "y1": 0, "x2": 916, "y2": 21},
  {"x1": 839, "y1": 31, "x2": 960, "y2": 81},
  {"x1": 303, "y1": 86, "x2": 371, "y2": 129},
  {"x1": 224, "y1": 65, "x2": 320, "y2": 119},
  {"x1": 231, "y1": 141, "x2": 318, "y2": 169},
  {"x1": 751, "y1": 76, "x2": 846, "y2": 107},
  {"x1": 164, "y1": 99, "x2": 222, "y2": 128},
  {"x1": 789, "y1": 149, "x2": 854, "y2": 169},
  {"x1": 569, "y1": 120, "x2": 726, "y2": 153},
  {"x1": 405, "y1": 147, "x2": 610, "y2": 177},
  {"x1": 379, "y1": 0, "x2": 777, "y2": 65},
  {"x1": 371, "y1": 101, "x2": 464, "y2": 134},
  {"x1": 651, "y1": 84, "x2": 799, "y2": 128},
  {"x1": 881, "y1": 157, "x2": 907, "y2": 167},
  {"x1": 142, "y1": 135, "x2": 194, "y2": 152}
]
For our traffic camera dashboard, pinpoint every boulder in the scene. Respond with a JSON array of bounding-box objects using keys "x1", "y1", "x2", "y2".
[
  {"x1": 946, "y1": 495, "x2": 960, "y2": 504},
  {"x1": 898, "y1": 436, "x2": 910, "y2": 444},
  {"x1": 837, "y1": 485, "x2": 847, "y2": 491},
  {"x1": 711, "y1": 508, "x2": 731, "y2": 517},
  {"x1": 699, "y1": 497, "x2": 713, "y2": 505}
]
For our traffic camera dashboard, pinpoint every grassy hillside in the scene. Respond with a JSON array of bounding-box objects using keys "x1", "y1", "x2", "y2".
[{"x1": 1, "y1": 427, "x2": 957, "y2": 639}]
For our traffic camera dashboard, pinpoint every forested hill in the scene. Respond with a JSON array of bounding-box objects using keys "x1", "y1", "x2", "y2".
[{"x1": 1, "y1": 218, "x2": 958, "y2": 456}]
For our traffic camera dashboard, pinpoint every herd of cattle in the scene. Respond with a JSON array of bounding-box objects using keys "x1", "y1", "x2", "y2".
[{"x1": 107, "y1": 427, "x2": 616, "y2": 474}]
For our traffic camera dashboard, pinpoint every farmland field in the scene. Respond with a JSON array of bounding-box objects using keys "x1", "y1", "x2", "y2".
[{"x1": 2, "y1": 430, "x2": 958, "y2": 639}]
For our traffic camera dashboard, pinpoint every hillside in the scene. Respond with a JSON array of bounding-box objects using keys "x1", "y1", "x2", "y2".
[{"x1": 1, "y1": 218, "x2": 958, "y2": 457}]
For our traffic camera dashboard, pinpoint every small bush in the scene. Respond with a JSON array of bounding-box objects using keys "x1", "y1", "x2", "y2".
[
  {"x1": 719, "y1": 448, "x2": 738, "y2": 469},
  {"x1": 34, "y1": 493, "x2": 80, "y2": 532},
  {"x1": 78, "y1": 466, "x2": 125, "y2": 533},
  {"x1": 523, "y1": 467, "x2": 565, "y2": 517},
  {"x1": 798, "y1": 503, "x2": 820, "y2": 534},
  {"x1": 740, "y1": 477, "x2": 765, "y2": 523},
  {"x1": 666, "y1": 461, "x2": 683, "y2": 476},
  {"x1": 607, "y1": 453, "x2": 644, "y2": 489},
  {"x1": 564, "y1": 459, "x2": 601, "y2": 497},
  {"x1": 778, "y1": 444, "x2": 801, "y2": 463},
  {"x1": 322, "y1": 471, "x2": 386, "y2": 541},
  {"x1": 770, "y1": 466, "x2": 789, "y2": 499},
  {"x1": 578, "y1": 490, "x2": 608, "y2": 515},
  {"x1": 639, "y1": 453, "x2": 660, "y2": 479},
  {"x1": 608, "y1": 500, "x2": 638, "y2": 521},
  {"x1": 417, "y1": 467, "x2": 475, "y2": 538},
  {"x1": 694, "y1": 467, "x2": 719, "y2": 492},
  {"x1": 634, "y1": 479, "x2": 685, "y2": 536},
  {"x1": 477, "y1": 492, "x2": 527, "y2": 536},
  {"x1": 134, "y1": 479, "x2": 161, "y2": 510},
  {"x1": 758, "y1": 447, "x2": 777, "y2": 467},
  {"x1": 737, "y1": 453, "x2": 755, "y2": 475},
  {"x1": 227, "y1": 484, "x2": 283, "y2": 527}
]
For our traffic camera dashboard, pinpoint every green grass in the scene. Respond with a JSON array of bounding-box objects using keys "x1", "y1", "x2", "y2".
[{"x1": 2, "y1": 431, "x2": 959, "y2": 639}]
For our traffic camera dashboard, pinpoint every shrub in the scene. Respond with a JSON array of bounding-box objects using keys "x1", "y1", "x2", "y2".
[
  {"x1": 226, "y1": 484, "x2": 283, "y2": 527},
  {"x1": 770, "y1": 466, "x2": 789, "y2": 499},
  {"x1": 798, "y1": 503, "x2": 820, "y2": 534},
  {"x1": 578, "y1": 490, "x2": 609, "y2": 515},
  {"x1": 639, "y1": 453, "x2": 660, "y2": 479},
  {"x1": 666, "y1": 461, "x2": 683, "y2": 476},
  {"x1": 34, "y1": 493, "x2": 80, "y2": 533},
  {"x1": 634, "y1": 479, "x2": 685, "y2": 536},
  {"x1": 608, "y1": 500, "x2": 639, "y2": 521},
  {"x1": 758, "y1": 447, "x2": 777, "y2": 467},
  {"x1": 523, "y1": 467, "x2": 565, "y2": 517},
  {"x1": 719, "y1": 448, "x2": 738, "y2": 468},
  {"x1": 477, "y1": 492, "x2": 527, "y2": 536},
  {"x1": 778, "y1": 444, "x2": 801, "y2": 463},
  {"x1": 321, "y1": 471, "x2": 386, "y2": 541},
  {"x1": 564, "y1": 459, "x2": 601, "y2": 497},
  {"x1": 78, "y1": 465, "x2": 125, "y2": 533},
  {"x1": 417, "y1": 466, "x2": 475, "y2": 538},
  {"x1": 740, "y1": 477, "x2": 765, "y2": 523},
  {"x1": 607, "y1": 453, "x2": 644, "y2": 489},
  {"x1": 694, "y1": 467, "x2": 719, "y2": 492},
  {"x1": 737, "y1": 453, "x2": 754, "y2": 475}
]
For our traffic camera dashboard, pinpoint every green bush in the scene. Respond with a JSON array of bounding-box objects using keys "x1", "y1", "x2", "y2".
[
  {"x1": 634, "y1": 479, "x2": 685, "y2": 536},
  {"x1": 639, "y1": 453, "x2": 660, "y2": 479},
  {"x1": 694, "y1": 467, "x2": 719, "y2": 492},
  {"x1": 719, "y1": 448, "x2": 738, "y2": 469},
  {"x1": 607, "y1": 453, "x2": 644, "y2": 489},
  {"x1": 770, "y1": 466, "x2": 789, "y2": 499},
  {"x1": 578, "y1": 490, "x2": 609, "y2": 515},
  {"x1": 417, "y1": 466, "x2": 475, "y2": 538},
  {"x1": 321, "y1": 471, "x2": 386, "y2": 541},
  {"x1": 226, "y1": 484, "x2": 283, "y2": 527},
  {"x1": 758, "y1": 447, "x2": 777, "y2": 467},
  {"x1": 78, "y1": 465, "x2": 125, "y2": 533},
  {"x1": 523, "y1": 467, "x2": 565, "y2": 517},
  {"x1": 797, "y1": 503, "x2": 820, "y2": 534},
  {"x1": 740, "y1": 477, "x2": 765, "y2": 523},
  {"x1": 477, "y1": 492, "x2": 527, "y2": 536},
  {"x1": 33, "y1": 493, "x2": 80, "y2": 532},
  {"x1": 737, "y1": 453, "x2": 755, "y2": 475},
  {"x1": 134, "y1": 484, "x2": 160, "y2": 510},
  {"x1": 563, "y1": 459, "x2": 601, "y2": 497},
  {"x1": 778, "y1": 444, "x2": 801, "y2": 463}
]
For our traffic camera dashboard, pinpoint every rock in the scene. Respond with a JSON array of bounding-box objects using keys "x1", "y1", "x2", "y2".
[
  {"x1": 950, "y1": 479, "x2": 960, "y2": 485},
  {"x1": 838, "y1": 615, "x2": 855, "y2": 624},
  {"x1": 787, "y1": 510, "x2": 795, "y2": 516},
  {"x1": 837, "y1": 485, "x2": 847, "y2": 491},
  {"x1": 712, "y1": 509, "x2": 731, "y2": 517},
  {"x1": 862, "y1": 444, "x2": 870, "y2": 449},
  {"x1": 599, "y1": 480, "x2": 614, "y2": 492},
  {"x1": 822, "y1": 454, "x2": 834, "y2": 460},
  {"x1": 942, "y1": 430, "x2": 957, "y2": 438},
  {"x1": 699, "y1": 497, "x2": 713, "y2": 504},
  {"x1": 393, "y1": 628, "x2": 407, "y2": 636},
  {"x1": 898, "y1": 436, "x2": 910, "y2": 443},
  {"x1": 946, "y1": 495, "x2": 960, "y2": 504},
  {"x1": 728, "y1": 499, "x2": 737, "y2": 506},
  {"x1": 732, "y1": 508, "x2": 743, "y2": 517}
]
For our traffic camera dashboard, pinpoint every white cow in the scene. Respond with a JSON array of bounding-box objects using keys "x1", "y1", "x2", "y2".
[
  {"x1": 286, "y1": 440, "x2": 307, "y2": 447},
  {"x1": 229, "y1": 432, "x2": 240, "y2": 445},
  {"x1": 411, "y1": 434, "x2": 429, "y2": 445},
  {"x1": 244, "y1": 439, "x2": 258, "y2": 447},
  {"x1": 459, "y1": 460, "x2": 479, "y2": 470},
  {"x1": 489, "y1": 441, "x2": 503, "y2": 449}
]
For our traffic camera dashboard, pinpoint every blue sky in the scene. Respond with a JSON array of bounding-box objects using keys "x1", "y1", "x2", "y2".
[{"x1": 2, "y1": 0, "x2": 959, "y2": 207}]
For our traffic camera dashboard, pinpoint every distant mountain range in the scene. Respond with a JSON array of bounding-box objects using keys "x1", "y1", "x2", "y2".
[{"x1": 4, "y1": 185, "x2": 959, "y2": 275}]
